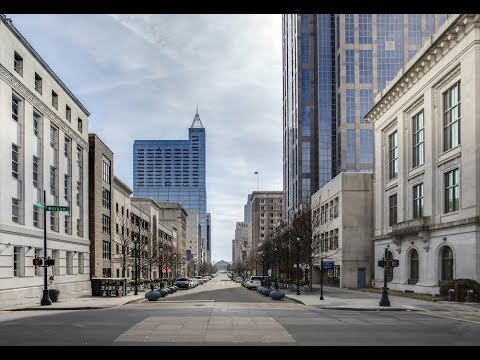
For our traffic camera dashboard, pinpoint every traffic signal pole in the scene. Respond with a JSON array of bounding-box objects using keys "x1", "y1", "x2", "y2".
[
  {"x1": 379, "y1": 247, "x2": 391, "y2": 307},
  {"x1": 40, "y1": 190, "x2": 52, "y2": 305}
]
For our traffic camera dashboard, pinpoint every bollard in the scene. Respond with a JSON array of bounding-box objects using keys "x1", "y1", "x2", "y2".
[
  {"x1": 466, "y1": 290, "x2": 474, "y2": 303},
  {"x1": 448, "y1": 288, "x2": 455, "y2": 302},
  {"x1": 454, "y1": 283, "x2": 459, "y2": 302}
]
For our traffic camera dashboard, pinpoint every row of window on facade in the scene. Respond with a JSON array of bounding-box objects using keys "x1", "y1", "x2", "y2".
[
  {"x1": 384, "y1": 246, "x2": 454, "y2": 284},
  {"x1": 313, "y1": 228, "x2": 340, "y2": 253},
  {"x1": 13, "y1": 53, "x2": 83, "y2": 133},
  {"x1": 12, "y1": 246, "x2": 85, "y2": 277},
  {"x1": 313, "y1": 197, "x2": 340, "y2": 226},
  {"x1": 386, "y1": 82, "x2": 461, "y2": 226}
]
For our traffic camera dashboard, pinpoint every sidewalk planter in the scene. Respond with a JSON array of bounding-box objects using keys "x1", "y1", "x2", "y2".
[
  {"x1": 168, "y1": 286, "x2": 176, "y2": 293},
  {"x1": 269, "y1": 290, "x2": 285, "y2": 300},
  {"x1": 145, "y1": 291, "x2": 161, "y2": 301},
  {"x1": 48, "y1": 289, "x2": 60, "y2": 302},
  {"x1": 257, "y1": 286, "x2": 264, "y2": 293},
  {"x1": 261, "y1": 287, "x2": 274, "y2": 296},
  {"x1": 157, "y1": 289, "x2": 168, "y2": 297}
]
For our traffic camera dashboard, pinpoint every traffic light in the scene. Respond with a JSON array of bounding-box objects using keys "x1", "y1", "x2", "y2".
[
  {"x1": 33, "y1": 258, "x2": 43, "y2": 267},
  {"x1": 388, "y1": 259, "x2": 400, "y2": 268},
  {"x1": 45, "y1": 258, "x2": 55, "y2": 266}
]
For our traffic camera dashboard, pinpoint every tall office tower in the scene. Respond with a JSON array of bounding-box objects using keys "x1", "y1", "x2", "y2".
[
  {"x1": 133, "y1": 109, "x2": 208, "y2": 263},
  {"x1": 282, "y1": 14, "x2": 449, "y2": 223}
]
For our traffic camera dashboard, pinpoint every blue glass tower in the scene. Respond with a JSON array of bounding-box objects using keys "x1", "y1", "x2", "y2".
[
  {"x1": 283, "y1": 14, "x2": 448, "y2": 223},
  {"x1": 133, "y1": 110, "x2": 207, "y2": 260}
]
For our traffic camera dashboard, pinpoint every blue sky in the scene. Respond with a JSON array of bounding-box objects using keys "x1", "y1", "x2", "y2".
[{"x1": 10, "y1": 14, "x2": 283, "y2": 263}]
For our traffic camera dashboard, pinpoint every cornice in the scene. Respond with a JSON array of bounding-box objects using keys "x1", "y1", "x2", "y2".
[
  {"x1": 366, "y1": 14, "x2": 480, "y2": 124},
  {"x1": 0, "y1": 63, "x2": 89, "y2": 150}
]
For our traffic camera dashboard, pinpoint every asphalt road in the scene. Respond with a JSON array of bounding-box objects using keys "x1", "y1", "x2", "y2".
[{"x1": 1, "y1": 274, "x2": 479, "y2": 346}]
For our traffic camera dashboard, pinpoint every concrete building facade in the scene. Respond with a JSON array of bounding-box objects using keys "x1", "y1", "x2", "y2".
[
  {"x1": 0, "y1": 15, "x2": 90, "y2": 300},
  {"x1": 311, "y1": 172, "x2": 373, "y2": 288},
  {"x1": 366, "y1": 14, "x2": 480, "y2": 294}
]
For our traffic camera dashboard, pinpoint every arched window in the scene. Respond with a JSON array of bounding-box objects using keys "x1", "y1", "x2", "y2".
[
  {"x1": 386, "y1": 250, "x2": 394, "y2": 282},
  {"x1": 441, "y1": 246, "x2": 454, "y2": 281},
  {"x1": 409, "y1": 249, "x2": 419, "y2": 284}
]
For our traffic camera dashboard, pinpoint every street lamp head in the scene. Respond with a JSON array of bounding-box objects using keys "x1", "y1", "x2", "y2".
[{"x1": 297, "y1": 237, "x2": 300, "y2": 242}]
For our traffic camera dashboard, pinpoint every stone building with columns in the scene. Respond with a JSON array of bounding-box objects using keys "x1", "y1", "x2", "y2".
[{"x1": 366, "y1": 14, "x2": 480, "y2": 295}]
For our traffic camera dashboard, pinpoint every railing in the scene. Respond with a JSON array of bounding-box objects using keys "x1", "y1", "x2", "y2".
[{"x1": 391, "y1": 216, "x2": 429, "y2": 236}]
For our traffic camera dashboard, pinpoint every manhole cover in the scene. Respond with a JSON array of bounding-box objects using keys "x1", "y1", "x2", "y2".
[{"x1": 194, "y1": 304, "x2": 206, "y2": 307}]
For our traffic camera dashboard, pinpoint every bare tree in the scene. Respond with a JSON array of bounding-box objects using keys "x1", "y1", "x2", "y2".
[{"x1": 112, "y1": 211, "x2": 135, "y2": 278}]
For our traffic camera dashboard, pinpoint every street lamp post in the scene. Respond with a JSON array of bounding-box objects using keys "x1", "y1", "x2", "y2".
[
  {"x1": 320, "y1": 258, "x2": 324, "y2": 300},
  {"x1": 40, "y1": 190, "x2": 52, "y2": 305},
  {"x1": 379, "y1": 247, "x2": 391, "y2": 307},
  {"x1": 255, "y1": 257, "x2": 258, "y2": 276},
  {"x1": 134, "y1": 236, "x2": 138, "y2": 295},
  {"x1": 262, "y1": 254, "x2": 265, "y2": 277},
  {"x1": 296, "y1": 237, "x2": 300, "y2": 295},
  {"x1": 274, "y1": 246, "x2": 279, "y2": 290}
]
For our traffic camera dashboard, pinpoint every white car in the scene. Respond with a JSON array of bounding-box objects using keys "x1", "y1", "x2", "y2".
[{"x1": 245, "y1": 276, "x2": 264, "y2": 289}]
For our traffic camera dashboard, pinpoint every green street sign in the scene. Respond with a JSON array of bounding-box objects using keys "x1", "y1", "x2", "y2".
[
  {"x1": 34, "y1": 202, "x2": 45, "y2": 209},
  {"x1": 45, "y1": 205, "x2": 70, "y2": 212}
]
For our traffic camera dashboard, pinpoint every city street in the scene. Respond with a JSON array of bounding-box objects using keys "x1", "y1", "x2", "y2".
[{"x1": 0, "y1": 273, "x2": 479, "y2": 346}]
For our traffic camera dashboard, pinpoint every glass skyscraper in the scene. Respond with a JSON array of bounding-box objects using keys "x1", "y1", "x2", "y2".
[
  {"x1": 133, "y1": 110, "x2": 208, "y2": 261},
  {"x1": 283, "y1": 14, "x2": 448, "y2": 222}
]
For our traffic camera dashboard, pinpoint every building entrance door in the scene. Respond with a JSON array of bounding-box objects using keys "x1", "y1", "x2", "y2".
[{"x1": 357, "y1": 268, "x2": 366, "y2": 288}]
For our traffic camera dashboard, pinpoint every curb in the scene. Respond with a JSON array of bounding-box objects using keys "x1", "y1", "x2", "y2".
[
  {"x1": 313, "y1": 306, "x2": 420, "y2": 311},
  {"x1": 6, "y1": 306, "x2": 106, "y2": 311}
]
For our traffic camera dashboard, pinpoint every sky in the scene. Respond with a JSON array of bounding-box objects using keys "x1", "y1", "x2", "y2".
[{"x1": 9, "y1": 14, "x2": 283, "y2": 264}]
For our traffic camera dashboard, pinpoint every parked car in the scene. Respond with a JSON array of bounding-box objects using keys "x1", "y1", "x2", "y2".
[
  {"x1": 234, "y1": 276, "x2": 244, "y2": 283},
  {"x1": 175, "y1": 277, "x2": 191, "y2": 289},
  {"x1": 189, "y1": 278, "x2": 198, "y2": 288},
  {"x1": 195, "y1": 275, "x2": 204, "y2": 284},
  {"x1": 244, "y1": 276, "x2": 264, "y2": 289}
]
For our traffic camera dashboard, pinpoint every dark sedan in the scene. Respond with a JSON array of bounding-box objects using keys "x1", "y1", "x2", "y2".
[{"x1": 174, "y1": 277, "x2": 191, "y2": 289}]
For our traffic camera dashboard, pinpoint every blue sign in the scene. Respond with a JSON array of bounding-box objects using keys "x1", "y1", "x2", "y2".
[{"x1": 322, "y1": 261, "x2": 334, "y2": 270}]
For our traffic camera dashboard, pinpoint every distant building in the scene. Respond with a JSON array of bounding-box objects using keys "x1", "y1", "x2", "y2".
[
  {"x1": 250, "y1": 191, "x2": 284, "y2": 255},
  {"x1": 0, "y1": 15, "x2": 90, "y2": 301},
  {"x1": 235, "y1": 222, "x2": 251, "y2": 262},
  {"x1": 214, "y1": 260, "x2": 230, "y2": 271},
  {"x1": 366, "y1": 14, "x2": 480, "y2": 294},
  {"x1": 133, "y1": 109, "x2": 209, "y2": 265}
]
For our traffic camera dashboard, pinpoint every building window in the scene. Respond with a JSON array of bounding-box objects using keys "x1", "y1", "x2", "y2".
[
  {"x1": 77, "y1": 118, "x2": 83, "y2": 133},
  {"x1": 345, "y1": 14, "x2": 354, "y2": 44},
  {"x1": 102, "y1": 214, "x2": 111, "y2": 234},
  {"x1": 12, "y1": 198, "x2": 20, "y2": 223},
  {"x1": 12, "y1": 96, "x2": 19, "y2": 122},
  {"x1": 102, "y1": 159, "x2": 111, "y2": 184},
  {"x1": 388, "y1": 131, "x2": 398, "y2": 180},
  {"x1": 35, "y1": 73, "x2": 42, "y2": 94},
  {"x1": 443, "y1": 81, "x2": 461, "y2": 151},
  {"x1": 360, "y1": 129, "x2": 373, "y2": 165},
  {"x1": 13, "y1": 246, "x2": 24, "y2": 277},
  {"x1": 50, "y1": 211, "x2": 57, "y2": 232},
  {"x1": 33, "y1": 113, "x2": 40, "y2": 137},
  {"x1": 103, "y1": 240, "x2": 111, "y2": 260},
  {"x1": 76, "y1": 181, "x2": 81, "y2": 206},
  {"x1": 50, "y1": 126, "x2": 57, "y2": 148},
  {"x1": 346, "y1": 89, "x2": 355, "y2": 123},
  {"x1": 413, "y1": 183, "x2": 424, "y2": 219},
  {"x1": 444, "y1": 168, "x2": 459, "y2": 213},
  {"x1": 389, "y1": 194, "x2": 397, "y2": 226},
  {"x1": 346, "y1": 129, "x2": 356, "y2": 165},
  {"x1": 50, "y1": 166, "x2": 56, "y2": 195},
  {"x1": 412, "y1": 110, "x2": 425, "y2": 168},
  {"x1": 78, "y1": 253, "x2": 84, "y2": 274},
  {"x1": 66, "y1": 105, "x2": 71, "y2": 122},
  {"x1": 77, "y1": 218, "x2": 83, "y2": 237},
  {"x1": 66, "y1": 251, "x2": 73, "y2": 275},
  {"x1": 33, "y1": 204, "x2": 40, "y2": 228},
  {"x1": 65, "y1": 214, "x2": 71, "y2": 234},
  {"x1": 102, "y1": 188, "x2": 111, "y2": 209},
  {"x1": 33, "y1": 156, "x2": 39, "y2": 188},
  {"x1": 64, "y1": 137, "x2": 71, "y2": 158},
  {"x1": 441, "y1": 246, "x2": 454, "y2": 281},
  {"x1": 116, "y1": 203, "x2": 119, "y2": 213},
  {"x1": 409, "y1": 249, "x2": 419, "y2": 284},
  {"x1": 358, "y1": 14, "x2": 372, "y2": 44},
  {"x1": 359, "y1": 89, "x2": 373, "y2": 124},
  {"x1": 346, "y1": 49, "x2": 354, "y2": 83},
  {"x1": 359, "y1": 50, "x2": 373, "y2": 84},
  {"x1": 12, "y1": 144, "x2": 19, "y2": 179},
  {"x1": 14, "y1": 52, "x2": 23, "y2": 76},
  {"x1": 64, "y1": 174, "x2": 69, "y2": 201},
  {"x1": 52, "y1": 90, "x2": 58, "y2": 110}
]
